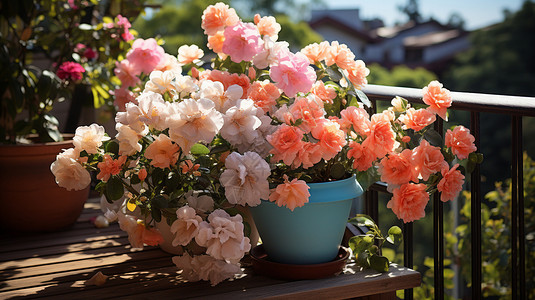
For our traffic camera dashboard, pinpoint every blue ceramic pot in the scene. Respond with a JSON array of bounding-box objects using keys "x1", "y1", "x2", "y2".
[{"x1": 249, "y1": 175, "x2": 363, "y2": 265}]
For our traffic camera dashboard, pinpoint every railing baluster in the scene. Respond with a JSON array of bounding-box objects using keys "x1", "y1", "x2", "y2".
[
  {"x1": 433, "y1": 119, "x2": 444, "y2": 299},
  {"x1": 404, "y1": 222, "x2": 414, "y2": 300},
  {"x1": 470, "y1": 111, "x2": 482, "y2": 299},
  {"x1": 511, "y1": 115, "x2": 526, "y2": 299}
]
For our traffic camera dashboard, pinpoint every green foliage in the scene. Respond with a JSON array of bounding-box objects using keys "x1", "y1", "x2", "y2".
[
  {"x1": 275, "y1": 15, "x2": 323, "y2": 50},
  {"x1": 348, "y1": 214, "x2": 402, "y2": 273},
  {"x1": 367, "y1": 63, "x2": 437, "y2": 88},
  {"x1": 444, "y1": 1, "x2": 535, "y2": 96}
]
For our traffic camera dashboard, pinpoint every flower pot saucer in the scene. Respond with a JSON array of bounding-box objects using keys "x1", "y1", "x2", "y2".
[{"x1": 250, "y1": 245, "x2": 349, "y2": 280}]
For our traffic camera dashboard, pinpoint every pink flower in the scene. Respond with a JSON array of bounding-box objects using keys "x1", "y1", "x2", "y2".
[
  {"x1": 177, "y1": 45, "x2": 204, "y2": 65},
  {"x1": 56, "y1": 62, "x2": 85, "y2": 81},
  {"x1": 347, "y1": 141, "x2": 376, "y2": 171},
  {"x1": 378, "y1": 149, "x2": 417, "y2": 186},
  {"x1": 269, "y1": 50, "x2": 316, "y2": 97},
  {"x1": 222, "y1": 21, "x2": 264, "y2": 63},
  {"x1": 311, "y1": 119, "x2": 347, "y2": 162},
  {"x1": 113, "y1": 88, "x2": 136, "y2": 112},
  {"x1": 445, "y1": 125, "x2": 477, "y2": 160},
  {"x1": 170, "y1": 206, "x2": 203, "y2": 246},
  {"x1": 247, "y1": 80, "x2": 280, "y2": 113},
  {"x1": 387, "y1": 183, "x2": 429, "y2": 223},
  {"x1": 438, "y1": 164, "x2": 465, "y2": 202},
  {"x1": 362, "y1": 113, "x2": 396, "y2": 159},
  {"x1": 114, "y1": 59, "x2": 141, "y2": 88},
  {"x1": 96, "y1": 154, "x2": 127, "y2": 182},
  {"x1": 201, "y1": 3, "x2": 240, "y2": 36},
  {"x1": 126, "y1": 38, "x2": 165, "y2": 74},
  {"x1": 340, "y1": 106, "x2": 371, "y2": 136},
  {"x1": 267, "y1": 124, "x2": 305, "y2": 166},
  {"x1": 413, "y1": 139, "x2": 448, "y2": 181},
  {"x1": 144, "y1": 134, "x2": 180, "y2": 169},
  {"x1": 423, "y1": 80, "x2": 452, "y2": 121},
  {"x1": 116, "y1": 14, "x2": 134, "y2": 41},
  {"x1": 399, "y1": 108, "x2": 436, "y2": 132},
  {"x1": 269, "y1": 175, "x2": 310, "y2": 211}
]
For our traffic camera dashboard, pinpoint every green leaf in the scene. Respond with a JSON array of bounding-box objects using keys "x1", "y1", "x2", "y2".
[
  {"x1": 348, "y1": 235, "x2": 374, "y2": 254},
  {"x1": 369, "y1": 254, "x2": 390, "y2": 272},
  {"x1": 330, "y1": 162, "x2": 345, "y2": 179},
  {"x1": 152, "y1": 195, "x2": 168, "y2": 209},
  {"x1": 191, "y1": 143, "x2": 210, "y2": 155},
  {"x1": 423, "y1": 128, "x2": 443, "y2": 147},
  {"x1": 325, "y1": 67, "x2": 343, "y2": 81},
  {"x1": 387, "y1": 226, "x2": 403, "y2": 245},
  {"x1": 151, "y1": 208, "x2": 162, "y2": 222},
  {"x1": 151, "y1": 168, "x2": 165, "y2": 185},
  {"x1": 106, "y1": 176, "x2": 124, "y2": 201},
  {"x1": 354, "y1": 88, "x2": 371, "y2": 108},
  {"x1": 165, "y1": 172, "x2": 180, "y2": 192},
  {"x1": 356, "y1": 252, "x2": 370, "y2": 268},
  {"x1": 105, "y1": 140, "x2": 119, "y2": 155},
  {"x1": 130, "y1": 173, "x2": 141, "y2": 185}
]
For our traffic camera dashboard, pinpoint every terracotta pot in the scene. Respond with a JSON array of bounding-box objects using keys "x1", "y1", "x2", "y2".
[{"x1": 0, "y1": 136, "x2": 89, "y2": 232}]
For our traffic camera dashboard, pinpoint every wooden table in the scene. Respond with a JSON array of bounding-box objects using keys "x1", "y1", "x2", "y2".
[{"x1": 0, "y1": 197, "x2": 420, "y2": 299}]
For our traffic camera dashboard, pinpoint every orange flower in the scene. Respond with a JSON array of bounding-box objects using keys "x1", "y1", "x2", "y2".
[
  {"x1": 289, "y1": 95, "x2": 325, "y2": 133},
  {"x1": 378, "y1": 149, "x2": 417, "y2": 186},
  {"x1": 201, "y1": 2, "x2": 239, "y2": 35},
  {"x1": 140, "y1": 225, "x2": 164, "y2": 246},
  {"x1": 137, "y1": 168, "x2": 147, "y2": 181},
  {"x1": 300, "y1": 41, "x2": 329, "y2": 64},
  {"x1": 399, "y1": 108, "x2": 436, "y2": 132},
  {"x1": 387, "y1": 183, "x2": 429, "y2": 223},
  {"x1": 437, "y1": 164, "x2": 465, "y2": 202},
  {"x1": 144, "y1": 134, "x2": 180, "y2": 169},
  {"x1": 311, "y1": 119, "x2": 347, "y2": 162},
  {"x1": 267, "y1": 124, "x2": 305, "y2": 166},
  {"x1": 269, "y1": 175, "x2": 310, "y2": 211},
  {"x1": 200, "y1": 70, "x2": 250, "y2": 98},
  {"x1": 311, "y1": 81, "x2": 337, "y2": 104},
  {"x1": 254, "y1": 14, "x2": 281, "y2": 39},
  {"x1": 324, "y1": 41, "x2": 355, "y2": 69},
  {"x1": 413, "y1": 139, "x2": 447, "y2": 181},
  {"x1": 247, "y1": 80, "x2": 280, "y2": 113},
  {"x1": 344, "y1": 60, "x2": 369, "y2": 88},
  {"x1": 445, "y1": 125, "x2": 477, "y2": 160},
  {"x1": 362, "y1": 113, "x2": 396, "y2": 159},
  {"x1": 347, "y1": 141, "x2": 376, "y2": 171},
  {"x1": 293, "y1": 142, "x2": 322, "y2": 169},
  {"x1": 181, "y1": 160, "x2": 201, "y2": 176},
  {"x1": 340, "y1": 106, "x2": 371, "y2": 136},
  {"x1": 97, "y1": 154, "x2": 127, "y2": 181},
  {"x1": 207, "y1": 31, "x2": 226, "y2": 55},
  {"x1": 423, "y1": 80, "x2": 451, "y2": 121}
]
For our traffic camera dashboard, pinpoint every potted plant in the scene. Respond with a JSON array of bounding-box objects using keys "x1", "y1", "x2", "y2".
[
  {"x1": 0, "y1": 0, "x2": 144, "y2": 231},
  {"x1": 51, "y1": 2, "x2": 481, "y2": 285}
]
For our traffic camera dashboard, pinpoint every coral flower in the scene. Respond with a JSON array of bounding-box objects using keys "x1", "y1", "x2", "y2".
[
  {"x1": 267, "y1": 124, "x2": 305, "y2": 166},
  {"x1": 344, "y1": 60, "x2": 369, "y2": 88},
  {"x1": 437, "y1": 164, "x2": 465, "y2": 202},
  {"x1": 413, "y1": 139, "x2": 448, "y2": 181},
  {"x1": 201, "y1": 2, "x2": 240, "y2": 36},
  {"x1": 207, "y1": 31, "x2": 226, "y2": 56},
  {"x1": 340, "y1": 106, "x2": 371, "y2": 136},
  {"x1": 378, "y1": 149, "x2": 417, "y2": 186},
  {"x1": 289, "y1": 94, "x2": 326, "y2": 133},
  {"x1": 362, "y1": 114, "x2": 396, "y2": 159},
  {"x1": 201, "y1": 69, "x2": 250, "y2": 98},
  {"x1": 347, "y1": 141, "x2": 376, "y2": 171},
  {"x1": 293, "y1": 142, "x2": 322, "y2": 169},
  {"x1": 423, "y1": 80, "x2": 452, "y2": 121},
  {"x1": 399, "y1": 107, "x2": 436, "y2": 132},
  {"x1": 269, "y1": 50, "x2": 316, "y2": 98},
  {"x1": 247, "y1": 80, "x2": 281, "y2": 113},
  {"x1": 445, "y1": 125, "x2": 477, "y2": 160},
  {"x1": 387, "y1": 183, "x2": 429, "y2": 223},
  {"x1": 137, "y1": 168, "x2": 147, "y2": 181},
  {"x1": 254, "y1": 14, "x2": 281, "y2": 40},
  {"x1": 144, "y1": 134, "x2": 180, "y2": 169},
  {"x1": 324, "y1": 41, "x2": 355, "y2": 70},
  {"x1": 269, "y1": 175, "x2": 311, "y2": 211},
  {"x1": 96, "y1": 154, "x2": 127, "y2": 182},
  {"x1": 311, "y1": 119, "x2": 347, "y2": 162},
  {"x1": 311, "y1": 81, "x2": 337, "y2": 104},
  {"x1": 300, "y1": 41, "x2": 330, "y2": 64}
]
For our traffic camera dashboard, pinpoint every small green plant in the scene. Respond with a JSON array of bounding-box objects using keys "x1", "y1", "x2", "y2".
[{"x1": 348, "y1": 214, "x2": 403, "y2": 272}]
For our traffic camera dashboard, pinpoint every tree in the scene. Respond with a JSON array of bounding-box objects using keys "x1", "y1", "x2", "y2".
[
  {"x1": 398, "y1": 0, "x2": 423, "y2": 23},
  {"x1": 367, "y1": 63, "x2": 437, "y2": 88}
]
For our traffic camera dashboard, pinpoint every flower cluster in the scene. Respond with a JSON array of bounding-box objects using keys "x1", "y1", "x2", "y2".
[{"x1": 52, "y1": 2, "x2": 479, "y2": 285}]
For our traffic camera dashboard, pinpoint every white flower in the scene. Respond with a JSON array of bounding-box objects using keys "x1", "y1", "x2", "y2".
[
  {"x1": 221, "y1": 99, "x2": 262, "y2": 148},
  {"x1": 167, "y1": 98, "x2": 224, "y2": 152},
  {"x1": 185, "y1": 191, "x2": 214, "y2": 214},
  {"x1": 156, "y1": 53, "x2": 182, "y2": 76},
  {"x1": 172, "y1": 253, "x2": 241, "y2": 286},
  {"x1": 235, "y1": 112, "x2": 275, "y2": 157},
  {"x1": 195, "y1": 209, "x2": 251, "y2": 264},
  {"x1": 253, "y1": 36, "x2": 289, "y2": 69},
  {"x1": 115, "y1": 123, "x2": 147, "y2": 156},
  {"x1": 115, "y1": 102, "x2": 146, "y2": 133},
  {"x1": 143, "y1": 70, "x2": 177, "y2": 95},
  {"x1": 219, "y1": 151, "x2": 270, "y2": 207},
  {"x1": 197, "y1": 80, "x2": 242, "y2": 112},
  {"x1": 175, "y1": 74, "x2": 199, "y2": 98},
  {"x1": 170, "y1": 206, "x2": 203, "y2": 247},
  {"x1": 50, "y1": 148, "x2": 91, "y2": 191},
  {"x1": 73, "y1": 123, "x2": 110, "y2": 154},
  {"x1": 177, "y1": 44, "x2": 204, "y2": 65},
  {"x1": 137, "y1": 91, "x2": 170, "y2": 131}
]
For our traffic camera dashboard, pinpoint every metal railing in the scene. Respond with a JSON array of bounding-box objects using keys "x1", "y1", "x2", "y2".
[{"x1": 361, "y1": 84, "x2": 535, "y2": 300}]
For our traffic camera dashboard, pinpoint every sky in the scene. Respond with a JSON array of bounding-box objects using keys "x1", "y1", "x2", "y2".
[{"x1": 322, "y1": 0, "x2": 526, "y2": 30}]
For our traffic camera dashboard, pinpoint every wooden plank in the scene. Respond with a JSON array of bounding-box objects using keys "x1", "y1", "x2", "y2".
[{"x1": 0, "y1": 247, "x2": 169, "y2": 280}]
